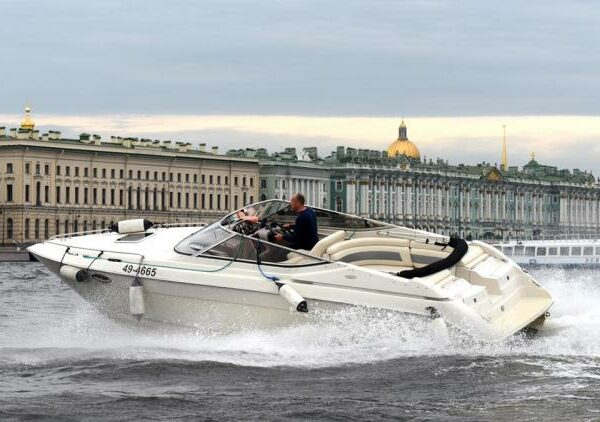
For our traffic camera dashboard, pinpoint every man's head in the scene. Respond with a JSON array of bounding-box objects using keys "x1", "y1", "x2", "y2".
[{"x1": 290, "y1": 193, "x2": 306, "y2": 213}]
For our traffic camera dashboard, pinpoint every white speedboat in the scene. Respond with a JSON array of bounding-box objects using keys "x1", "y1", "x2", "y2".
[
  {"x1": 29, "y1": 200, "x2": 553, "y2": 341},
  {"x1": 492, "y1": 239, "x2": 600, "y2": 267}
]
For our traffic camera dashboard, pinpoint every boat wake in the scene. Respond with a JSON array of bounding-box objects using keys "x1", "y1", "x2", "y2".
[{"x1": 1, "y1": 266, "x2": 599, "y2": 369}]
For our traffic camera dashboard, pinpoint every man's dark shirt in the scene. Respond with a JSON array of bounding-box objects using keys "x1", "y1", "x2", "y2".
[{"x1": 284, "y1": 207, "x2": 319, "y2": 250}]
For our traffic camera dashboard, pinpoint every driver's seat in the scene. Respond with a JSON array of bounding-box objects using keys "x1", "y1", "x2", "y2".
[{"x1": 285, "y1": 230, "x2": 346, "y2": 263}]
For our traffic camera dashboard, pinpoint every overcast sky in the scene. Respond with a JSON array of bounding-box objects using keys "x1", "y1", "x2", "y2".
[{"x1": 2, "y1": 0, "x2": 599, "y2": 173}]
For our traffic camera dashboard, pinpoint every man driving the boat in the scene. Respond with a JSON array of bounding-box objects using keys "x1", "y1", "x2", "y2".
[{"x1": 273, "y1": 193, "x2": 319, "y2": 250}]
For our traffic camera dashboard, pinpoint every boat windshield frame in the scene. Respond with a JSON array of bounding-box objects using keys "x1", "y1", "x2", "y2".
[{"x1": 174, "y1": 199, "x2": 393, "y2": 264}]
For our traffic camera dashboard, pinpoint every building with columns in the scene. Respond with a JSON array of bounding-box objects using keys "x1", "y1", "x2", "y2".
[
  {"x1": 243, "y1": 122, "x2": 600, "y2": 241},
  {"x1": 0, "y1": 108, "x2": 259, "y2": 245}
]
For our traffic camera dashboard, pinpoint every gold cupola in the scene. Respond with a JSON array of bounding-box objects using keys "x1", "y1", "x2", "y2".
[
  {"x1": 387, "y1": 120, "x2": 420, "y2": 159},
  {"x1": 20, "y1": 105, "x2": 35, "y2": 130}
]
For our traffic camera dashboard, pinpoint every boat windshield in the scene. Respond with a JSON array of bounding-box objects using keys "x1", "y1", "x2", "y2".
[
  {"x1": 175, "y1": 222, "x2": 232, "y2": 255},
  {"x1": 220, "y1": 199, "x2": 387, "y2": 231}
]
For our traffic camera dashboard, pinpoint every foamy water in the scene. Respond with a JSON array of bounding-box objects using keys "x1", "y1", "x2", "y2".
[
  {"x1": 1, "y1": 264, "x2": 598, "y2": 367},
  {"x1": 1, "y1": 263, "x2": 599, "y2": 420}
]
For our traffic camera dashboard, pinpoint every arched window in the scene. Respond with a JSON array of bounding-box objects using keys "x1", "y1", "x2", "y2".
[
  {"x1": 92, "y1": 221, "x2": 97, "y2": 231},
  {"x1": 335, "y1": 197, "x2": 343, "y2": 212},
  {"x1": 7, "y1": 218, "x2": 13, "y2": 239},
  {"x1": 34, "y1": 218, "x2": 40, "y2": 239},
  {"x1": 83, "y1": 220, "x2": 88, "y2": 232},
  {"x1": 44, "y1": 219, "x2": 49, "y2": 239},
  {"x1": 73, "y1": 220, "x2": 78, "y2": 233},
  {"x1": 64, "y1": 220, "x2": 69, "y2": 234},
  {"x1": 260, "y1": 194, "x2": 267, "y2": 201},
  {"x1": 24, "y1": 218, "x2": 30, "y2": 239}
]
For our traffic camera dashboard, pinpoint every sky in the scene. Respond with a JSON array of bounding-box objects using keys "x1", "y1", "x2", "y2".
[{"x1": 1, "y1": 0, "x2": 599, "y2": 173}]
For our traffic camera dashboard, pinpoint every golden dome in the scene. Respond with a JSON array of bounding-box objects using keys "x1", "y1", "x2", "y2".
[
  {"x1": 387, "y1": 121, "x2": 420, "y2": 159},
  {"x1": 20, "y1": 106, "x2": 35, "y2": 130}
]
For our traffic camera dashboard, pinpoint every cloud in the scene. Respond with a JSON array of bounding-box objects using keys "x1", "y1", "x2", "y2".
[{"x1": 1, "y1": 0, "x2": 600, "y2": 115}]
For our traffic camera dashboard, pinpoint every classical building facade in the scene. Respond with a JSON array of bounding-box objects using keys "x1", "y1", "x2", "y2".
[
  {"x1": 0, "y1": 109, "x2": 259, "y2": 245},
  {"x1": 243, "y1": 123, "x2": 600, "y2": 241}
]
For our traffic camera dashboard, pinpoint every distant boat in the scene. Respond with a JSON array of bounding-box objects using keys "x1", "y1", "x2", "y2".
[{"x1": 492, "y1": 239, "x2": 600, "y2": 266}]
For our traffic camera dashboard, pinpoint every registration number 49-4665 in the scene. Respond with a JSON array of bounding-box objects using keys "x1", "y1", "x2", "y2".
[{"x1": 122, "y1": 264, "x2": 157, "y2": 277}]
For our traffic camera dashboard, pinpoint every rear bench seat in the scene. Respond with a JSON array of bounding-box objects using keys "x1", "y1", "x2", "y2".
[{"x1": 325, "y1": 237, "x2": 413, "y2": 269}]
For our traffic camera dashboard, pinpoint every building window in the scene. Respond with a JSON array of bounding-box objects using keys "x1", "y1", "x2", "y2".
[
  {"x1": 177, "y1": 173, "x2": 182, "y2": 183},
  {"x1": 129, "y1": 170, "x2": 133, "y2": 179},
  {"x1": 260, "y1": 193, "x2": 267, "y2": 201},
  {"x1": 65, "y1": 166, "x2": 70, "y2": 176},
  {"x1": 185, "y1": 174, "x2": 189, "y2": 183},
  {"x1": 111, "y1": 189, "x2": 115, "y2": 206},
  {"x1": 44, "y1": 186, "x2": 49, "y2": 203},
  {"x1": 209, "y1": 194, "x2": 213, "y2": 209},
  {"x1": 64, "y1": 220, "x2": 69, "y2": 234},
  {"x1": 336, "y1": 197, "x2": 343, "y2": 212},
  {"x1": 6, "y1": 163, "x2": 13, "y2": 174},
  {"x1": 137, "y1": 170, "x2": 141, "y2": 180},
  {"x1": 177, "y1": 192, "x2": 181, "y2": 208},
  {"x1": 169, "y1": 173, "x2": 173, "y2": 182},
  {"x1": 111, "y1": 169, "x2": 115, "y2": 179},
  {"x1": 209, "y1": 175, "x2": 213, "y2": 185},
  {"x1": 146, "y1": 171, "x2": 150, "y2": 180},
  {"x1": 119, "y1": 189, "x2": 124, "y2": 206},
  {"x1": 25, "y1": 184, "x2": 30, "y2": 202},
  {"x1": 201, "y1": 193, "x2": 206, "y2": 209},
  {"x1": 93, "y1": 188, "x2": 97, "y2": 205},
  {"x1": 25, "y1": 163, "x2": 30, "y2": 174},
  {"x1": 24, "y1": 218, "x2": 30, "y2": 239},
  {"x1": 84, "y1": 188, "x2": 89, "y2": 205},
  {"x1": 154, "y1": 171, "x2": 158, "y2": 180},
  {"x1": 7, "y1": 218, "x2": 13, "y2": 239},
  {"x1": 234, "y1": 195, "x2": 238, "y2": 209},
  {"x1": 201, "y1": 175, "x2": 206, "y2": 184},
  {"x1": 56, "y1": 165, "x2": 61, "y2": 176},
  {"x1": 93, "y1": 168, "x2": 98, "y2": 178},
  {"x1": 193, "y1": 174, "x2": 197, "y2": 183},
  {"x1": 261, "y1": 179, "x2": 267, "y2": 189},
  {"x1": 35, "y1": 182, "x2": 41, "y2": 205},
  {"x1": 224, "y1": 195, "x2": 229, "y2": 209},
  {"x1": 169, "y1": 192, "x2": 173, "y2": 208},
  {"x1": 35, "y1": 163, "x2": 40, "y2": 175},
  {"x1": 185, "y1": 193, "x2": 189, "y2": 208},
  {"x1": 282, "y1": 180, "x2": 286, "y2": 189},
  {"x1": 75, "y1": 187, "x2": 79, "y2": 204},
  {"x1": 242, "y1": 177, "x2": 246, "y2": 186},
  {"x1": 102, "y1": 188, "x2": 106, "y2": 205},
  {"x1": 56, "y1": 187, "x2": 61, "y2": 204},
  {"x1": 249, "y1": 195, "x2": 254, "y2": 203},
  {"x1": 84, "y1": 167, "x2": 89, "y2": 177},
  {"x1": 34, "y1": 219, "x2": 40, "y2": 239},
  {"x1": 66, "y1": 187, "x2": 70, "y2": 203},
  {"x1": 92, "y1": 221, "x2": 97, "y2": 231},
  {"x1": 162, "y1": 172, "x2": 166, "y2": 181},
  {"x1": 243, "y1": 192, "x2": 247, "y2": 205},
  {"x1": 44, "y1": 219, "x2": 49, "y2": 239},
  {"x1": 217, "y1": 176, "x2": 221, "y2": 185},
  {"x1": 234, "y1": 176, "x2": 238, "y2": 186},
  {"x1": 194, "y1": 193, "x2": 198, "y2": 208},
  {"x1": 225, "y1": 176, "x2": 229, "y2": 185},
  {"x1": 249, "y1": 178, "x2": 253, "y2": 187},
  {"x1": 75, "y1": 167, "x2": 79, "y2": 177},
  {"x1": 137, "y1": 187, "x2": 141, "y2": 209},
  {"x1": 83, "y1": 220, "x2": 88, "y2": 232},
  {"x1": 120, "y1": 169, "x2": 124, "y2": 179},
  {"x1": 217, "y1": 194, "x2": 221, "y2": 210},
  {"x1": 44, "y1": 164, "x2": 49, "y2": 175},
  {"x1": 6, "y1": 184, "x2": 13, "y2": 202},
  {"x1": 336, "y1": 180, "x2": 343, "y2": 191}
]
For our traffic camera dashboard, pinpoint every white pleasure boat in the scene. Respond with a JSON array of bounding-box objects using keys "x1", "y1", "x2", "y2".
[
  {"x1": 492, "y1": 239, "x2": 600, "y2": 266},
  {"x1": 29, "y1": 200, "x2": 553, "y2": 340}
]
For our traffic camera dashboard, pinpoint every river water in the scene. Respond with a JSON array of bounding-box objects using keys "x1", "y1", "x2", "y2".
[{"x1": 1, "y1": 262, "x2": 599, "y2": 420}]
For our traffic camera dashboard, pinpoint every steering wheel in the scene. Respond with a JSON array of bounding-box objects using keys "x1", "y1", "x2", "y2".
[{"x1": 234, "y1": 219, "x2": 259, "y2": 235}]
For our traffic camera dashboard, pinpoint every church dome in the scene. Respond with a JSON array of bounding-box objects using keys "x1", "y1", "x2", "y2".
[
  {"x1": 387, "y1": 121, "x2": 420, "y2": 160},
  {"x1": 20, "y1": 106, "x2": 35, "y2": 130}
]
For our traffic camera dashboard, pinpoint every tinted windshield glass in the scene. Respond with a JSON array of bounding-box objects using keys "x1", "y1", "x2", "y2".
[{"x1": 175, "y1": 223, "x2": 232, "y2": 255}]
